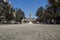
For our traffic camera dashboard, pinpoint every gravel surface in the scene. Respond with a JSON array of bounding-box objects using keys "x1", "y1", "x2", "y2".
[{"x1": 0, "y1": 24, "x2": 60, "y2": 40}]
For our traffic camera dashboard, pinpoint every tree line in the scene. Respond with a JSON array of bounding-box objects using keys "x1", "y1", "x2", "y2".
[
  {"x1": 0, "y1": 0, "x2": 60, "y2": 24},
  {"x1": 36, "y1": 0, "x2": 60, "y2": 24},
  {"x1": 0, "y1": 0, "x2": 25, "y2": 24}
]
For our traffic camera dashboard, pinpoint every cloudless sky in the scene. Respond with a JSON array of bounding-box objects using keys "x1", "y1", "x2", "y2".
[{"x1": 9, "y1": 0, "x2": 48, "y2": 18}]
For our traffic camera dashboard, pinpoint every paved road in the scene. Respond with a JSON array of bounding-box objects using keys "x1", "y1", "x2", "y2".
[{"x1": 0, "y1": 24, "x2": 60, "y2": 40}]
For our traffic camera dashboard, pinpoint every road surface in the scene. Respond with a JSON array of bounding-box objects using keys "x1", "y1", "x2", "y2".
[{"x1": 0, "y1": 24, "x2": 60, "y2": 40}]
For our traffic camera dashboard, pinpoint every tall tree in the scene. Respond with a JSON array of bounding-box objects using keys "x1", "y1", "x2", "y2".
[
  {"x1": 49, "y1": 0, "x2": 60, "y2": 7},
  {"x1": 36, "y1": 7, "x2": 44, "y2": 22},
  {"x1": 48, "y1": 0, "x2": 60, "y2": 23},
  {"x1": 15, "y1": 9, "x2": 25, "y2": 23},
  {"x1": 4, "y1": 3, "x2": 14, "y2": 23}
]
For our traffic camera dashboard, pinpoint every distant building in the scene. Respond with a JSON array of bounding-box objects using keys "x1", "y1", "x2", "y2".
[{"x1": 20, "y1": 18, "x2": 36, "y2": 23}]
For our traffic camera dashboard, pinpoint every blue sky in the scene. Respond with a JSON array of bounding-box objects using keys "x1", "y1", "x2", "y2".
[{"x1": 9, "y1": 0, "x2": 48, "y2": 18}]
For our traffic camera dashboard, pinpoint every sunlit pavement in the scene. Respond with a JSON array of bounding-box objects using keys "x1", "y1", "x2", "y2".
[{"x1": 0, "y1": 24, "x2": 60, "y2": 40}]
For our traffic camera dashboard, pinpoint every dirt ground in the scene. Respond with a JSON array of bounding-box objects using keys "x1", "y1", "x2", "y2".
[{"x1": 0, "y1": 24, "x2": 60, "y2": 40}]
